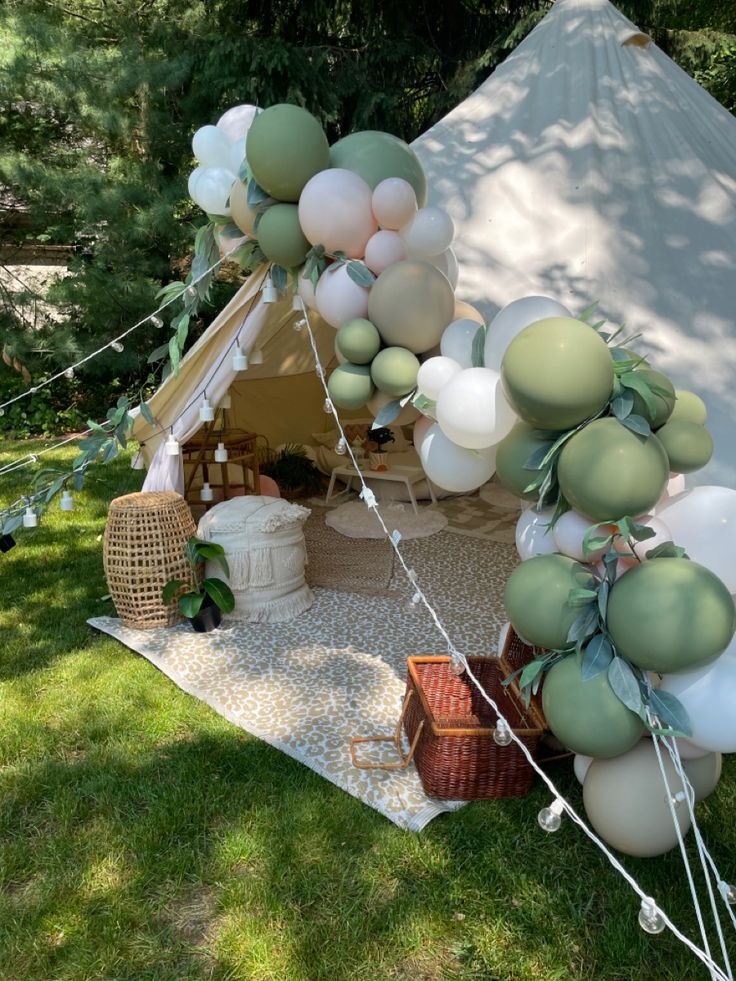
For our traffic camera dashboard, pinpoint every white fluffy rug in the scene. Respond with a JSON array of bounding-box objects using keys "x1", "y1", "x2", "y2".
[{"x1": 325, "y1": 500, "x2": 448, "y2": 539}]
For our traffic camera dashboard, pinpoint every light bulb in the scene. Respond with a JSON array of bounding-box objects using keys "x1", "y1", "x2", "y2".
[
  {"x1": 250, "y1": 349, "x2": 264, "y2": 364},
  {"x1": 335, "y1": 438, "x2": 347, "y2": 455},
  {"x1": 292, "y1": 293, "x2": 304, "y2": 312},
  {"x1": 111, "y1": 341, "x2": 124, "y2": 353},
  {"x1": 323, "y1": 398, "x2": 333, "y2": 414},
  {"x1": 23, "y1": 506, "x2": 38, "y2": 528},
  {"x1": 0, "y1": 408, "x2": 4, "y2": 416},
  {"x1": 219, "y1": 393, "x2": 232, "y2": 410},
  {"x1": 186, "y1": 285, "x2": 197, "y2": 299},
  {"x1": 151, "y1": 315, "x2": 163, "y2": 328},
  {"x1": 493, "y1": 720, "x2": 513, "y2": 747},
  {"x1": 262, "y1": 275, "x2": 278, "y2": 304},
  {"x1": 200, "y1": 482, "x2": 214, "y2": 502},
  {"x1": 130, "y1": 449, "x2": 145, "y2": 470},
  {"x1": 165, "y1": 433, "x2": 180, "y2": 456},
  {"x1": 411, "y1": 591, "x2": 422, "y2": 605},
  {"x1": 214, "y1": 441, "x2": 228, "y2": 463},
  {"x1": 538, "y1": 799, "x2": 564, "y2": 833},
  {"x1": 638, "y1": 898, "x2": 666, "y2": 935},
  {"x1": 293, "y1": 318, "x2": 306, "y2": 332},
  {"x1": 199, "y1": 397, "x2": 215, "y2": 422},
  {"x1": 718, "y1": 881, "x2": 736, "y2": 906},
  {"x1": 60, "y1": 490, "x2": 74, "y2": 511},
  {"x1": 315, "y1": 363, "x2": 325, "y2": 379},
  {"x1": 449, "y1": 657, "x2": 465, "y2": 676},
  {"x1": 232, "y1": 345, "x2": 248, "y2": 371},
  {"x1": 64, "y1": 367, "x2": 75, "y2": 380}
]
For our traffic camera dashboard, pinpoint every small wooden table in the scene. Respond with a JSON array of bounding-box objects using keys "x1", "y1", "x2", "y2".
[
  {"x1": 183, "y1": 428, "x2": 259, "y2": 511},
  {"x1": 325, "y1": 464, "x2": 437, "y2": 515}
]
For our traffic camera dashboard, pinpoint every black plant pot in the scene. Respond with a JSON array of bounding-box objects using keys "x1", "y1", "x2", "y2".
[{"x1": 189, "y1": 594, "x2": 222, "y2": 633}]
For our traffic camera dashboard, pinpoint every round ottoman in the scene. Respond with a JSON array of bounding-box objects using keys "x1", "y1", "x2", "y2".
[
  {"x1": 197, "y1": 496, "x2": 313, "y2": 622},
  {"x1": 103, "y1": 491, "x2": 197, "y2": 628}
]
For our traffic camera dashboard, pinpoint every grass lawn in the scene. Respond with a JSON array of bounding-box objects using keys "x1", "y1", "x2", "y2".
[{"x1": 0, "y1": 437, "x2": 733, "y2": 980}]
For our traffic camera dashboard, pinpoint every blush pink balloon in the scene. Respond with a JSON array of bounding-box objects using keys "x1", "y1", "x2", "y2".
[
  {"x1": 364, "y1": 230, "x2": 406, "y2": 274},
  {"x1": 372, "y1": 178, "x2": 417, "y2": 230},
  {"x1": 315, "y1": 264, "x2": 370, "y2": 328},
  {"x1": 298, "y1": 168, "x2": 377, "y2": 258},
  {"x1": 258, "y1": 475, "x2": 281, "y2": 498}
]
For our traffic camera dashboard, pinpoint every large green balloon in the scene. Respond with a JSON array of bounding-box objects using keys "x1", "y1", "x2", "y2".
[
  {"x1": 501, "y1": 318, "x2": 614, "y2": 430},
  {"x1": 504, "y1": 554, "x2": 593, "y2": 650},
  {"x1": 327, "y1": 363, "x2": 375, "y2": 410},
  {"x1": 542, "y1": 654, "x2": 644, "y2": 758},
  {"x1": 655, "y1": 419, "x2": 713, "y2": 473},
  {"x1": 370, "y1": 347, "x2": 420, "y2": 397},
  {"x1": 670, "y1": 389, "x2": 707, "y2": 425},
  {"x1": 629, "y1": 369, "x2": 676, "y2": 428},
  {"x1": 336, "y1": 318, "x2": 382, "y2": 365},
  {"x1": 367, "y1": 261, "x2": 454, "y2": 354},
  {"x1": 557, "y1": 419, "x2": 669, "y2": 521},
  {"x1": 607, "y1": 558, "x2": 735, "y2": 673},
  {"x1": 329, "y1": 131, "x2": 427, "y2": 207},
  {"x1": 246, "y1": 104, "x2": 330, "y2": 202},
  {"x1": 256, "y1": 204, "x2": 310, "y2": 268},
  {"x1": 495, "y1": 422, "x2": 556, "y2": 501}
]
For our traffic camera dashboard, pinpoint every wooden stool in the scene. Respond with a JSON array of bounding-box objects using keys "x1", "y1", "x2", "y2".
[
  {"x1": 183, "y1": 427, "x2": 260, "y2": 511},
  {"x1": 103, "y1": 491, "x2": 197, "y2": 629}
]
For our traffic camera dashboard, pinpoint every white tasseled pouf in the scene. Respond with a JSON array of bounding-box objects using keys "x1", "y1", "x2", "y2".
[{"x1": 197, "y1": 496, "x2": 313, "y2": 622}]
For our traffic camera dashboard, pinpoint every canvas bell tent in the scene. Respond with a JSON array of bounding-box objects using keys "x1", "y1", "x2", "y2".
[{"x1": 134, "y1": 0, "x2": 736, "y2": 489}]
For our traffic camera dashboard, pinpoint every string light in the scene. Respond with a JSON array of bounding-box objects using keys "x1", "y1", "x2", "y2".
[
  {"x1": 59, "y1": 490, "x2": 74, "y2": 512},
  {"x1": 292, "y1": 293, "x2": 305, "y2": 312},
  {"x1": 638, "y1": 897, "x2": 666, "y2": 935},
  {"x1": 262, "y1": 275, "x2": 278, "y2": 304},
  {"x1": 538, "y1": 798, "x2": 564, "y2": 833},
  {"x1": 151, "y1": 315, "x2": 163, "y2": 328},
  {"x1": 185, "y1": 285, "x2": 197, "y2": 300},
  {"x1": 293, "y1": 318, "x2": 306, "y2": 332},
  {"x1": 111, "y1": 341, "x2": 124, "y2": 353},
  {"x1": 232, "y1": 344, "x2": 248, "y2": 371},
  {"x1": 323, "y1": 398, "x2": 333, "y2": 414},
  {"x1": 164, "y1": 432, "x2": 180, "y2": 456},
  {"x1": 22, "y1": 506, "x2": 38, "y2": 529},
  {"x1": 449, "y1": 656, "x2": 465, "y2": 676},
  {"x1": 214, "y1": 441, "x2": 228, "y2": 463},
  {"x1": 493, "y1": 719, "x2": 513, "y2": 747},
  {"x1": 200, "y1": 482, "x2": 214, "y2": 502},
  {"x1": 130, "y1": 449, "x2": 146, "y2": 470},
  {"x1": 718, "y1": 881, "x2": 736, "y2": 906},
  {"x1": 199, "y1": 396, "x2": 215, "y2": 422},
  {"x1": 335, "y1": 437, "x2": 347, "y2": 455},
  {"x1": 64, "y1": 367, "x2": 74, "y2": 380}
]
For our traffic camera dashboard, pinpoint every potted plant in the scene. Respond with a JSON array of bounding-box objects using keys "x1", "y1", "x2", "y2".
[
  {"x1": 162, "y1": 537, "x2": 235, "y2": 632},
  {"x1": 366, "y1": 427, "x2": 395, "y2": 471},
  {"x1": 261, "y1": 443, "x2": 324, "y2": 500}
]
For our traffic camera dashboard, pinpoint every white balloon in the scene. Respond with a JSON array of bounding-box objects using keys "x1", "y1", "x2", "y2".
[
  {"x1": 574, "y1": 755, "x2": 594, "y2": 785},
  {"x1": 372, "y1": 178, "x2": 417, "y2": 230},
  {"x1": 660, "y1": 639, "x2": 736, "y2": 753},
  {"x1": 191, "y1": 167, "x2": 236, "y2": 216},
  {"x1": 496, "y1": 622, "x2": 511, "y2": 658},
  {"x1": 216, "y1": 104, "x2": 259, "y2": 142},
  {"x1": 364, "y1": 230, "x2": 406, "y2": 275},
  {"x1": 436, "y1": 367, "x2": 516, "y2": 449},
  {"x1": 228, "y1": 137, "x2": 247, "y2": 175},
  {"x1": 656, "y1": 486, "x2": 736, "y2": 592},
  {"x1": 440, "y1": 318, "x2": 482, "y2": 368},
  {"x1": 416, "y1": 356, "x2": 461, "y2": 401},
  {"x1": 515, "y1": 506, "x2": 557, "y2": 561},
  {"x1": 316, "y1": 263, "x2": 370, "y2": 328},
  {"x1": 419, "y1": 424, "x2": 496, "y2": 493},
  {"x1": 192, "y1": 125, "x2": 232, "y2": 168},
  {"x1": 401, "y1": 206, "x2": 454, "y2": 258},
  {"x1": 553, "y1": 510, "x2": 612, "y2": 562},
  {"x1": 298, "y1": 168, "x2": 377, "y2": 258},
  {"x1": 187, "y1": 166, "x2": 205, "y2": 201},
  {"x1": 484, "y1": 295, "x2": 572, "y2": 371}
]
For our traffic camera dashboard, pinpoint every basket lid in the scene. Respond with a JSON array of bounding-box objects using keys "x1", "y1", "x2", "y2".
[
  {"x1": 109, "y1": 491, "x2": 186, "y2": 511},
  {"x1": 197, "y1": 496, "x2": 310, "y2": 536}
]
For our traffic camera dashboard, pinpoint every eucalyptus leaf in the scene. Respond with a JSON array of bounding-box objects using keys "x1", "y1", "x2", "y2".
[
  {"x1": 139, "y1": 401, "x2": 155, "y2": 426},
  {"x1": 566, "y1": 603, "x2": 599, "y2": 644},
  {"x1": 523, "y1": 443, "x2": 555, "y2": 472},
  {"x1": 247, "y1": 179, "x2": 273, "y2": 209},
  {"x1": 582, "y1": 633, "x2": 614, "y2": 679},
  {"x1": 607, "y1": 657, "x2": 643, "y2": 712},
  {"x1": 519, "y1": 658, "x2": 546, "y2": 690},
  {"x1": 578, "y1": 300, "x2": 599, "y2": 323},
  {"x1": 371, "y1": 399, "x2": 403, "y2": 428},
  {"x1": 619, "y1": 371, "x2": 657, "y2": 419},
  {"x1": 621, "y1": 413, "x2": 652, "y2": 437},
  {"x1": 471, "y1": 325, "x2": 486, "y2": 368},
  {"x1": 238, "y1": 160, "x2": 250, "y2": 183},
  {"x1": 271, "y1": 264, "x2": 288, "y2": 295},
  {"x1": 647, "y1": 689, "x2": 693, "y2": 737},
  {"x1": 346, "y1": 261, "x2": 376, "y2": 287},
  {"x1": 610, "y1": 390, "x2": 634, "y2": 420},
  {"x1": 646, "y1": 540, "x2": 688, "y2": 560},
  {"x1": 2, "y1": 514, "x2": 24, "y2": 535},
  {"x1": 169, "y1": 335, "x2": 181, "y2": 376},
  {"x1": 147, "y1": 342, "x2": 171, "y2": 364},
  {"x1": 597, "y1": 580, "x2": 610, "y2": 619},
  {"x1": 567, "y1": 587, "x2": 599, "y2": 607},
  {"x1": 176, "y1": 314, "x2": 190, "y2": 348}
]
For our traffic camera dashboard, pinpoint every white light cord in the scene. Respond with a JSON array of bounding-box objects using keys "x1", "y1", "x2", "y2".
[
  {"x1": 0, "y1": 428, "x2": 95, "y2": 479},
  {"x1": 299, "y1": 305, "x2": 733, "y2": 981}
]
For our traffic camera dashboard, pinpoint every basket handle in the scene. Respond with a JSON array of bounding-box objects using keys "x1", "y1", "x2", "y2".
[{"x1": 349, "y1": 689, "x2": 424, "y2": 770}]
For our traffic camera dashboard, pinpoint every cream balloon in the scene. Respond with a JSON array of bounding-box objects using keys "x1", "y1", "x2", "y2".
[
  {"x1": 364, "y1": 230, "x2": 406, "y2": 275},
  {"x1": 298, "y1": 168, "x2": 377, "y2": 258},
  {"x1": 436, "y1": 367, "x2": 516, "y2": 449},
  {"x1": 515, "y1": 506, "x2": 557, "y2": 561},
  {"x1": 424, "y1": 248, "x2": 459, "y2": 289},
  {"x1": 192, "y1": 125, "x2": 232, "y2": 168},
  {"x1": 454, "y1": 299, "x2": 484, "y2": 325},
  {"x1": 672, "y1": 737, "x2": 711, "y2": 760},
  {"x1": 297, "y1": 270, "x2": 319, "y2": 312},
  {"x1": 440, "y1": 318, "x2": 483, "y2": 369},
  {"x1": 191, "y1": 167, "x2": 236, "y2": 216},
  {"x1": 412, "y1": 414, "x2": 434, "y2": 452},
  {"x1": 416, "y1": 356, "x2": 462, "y2": 401},
  {"x1": 553, "y1": 510, "x2": 613, "y2": 562},
  {"x1": 656, "y1": 486, "x2": 736, "y2": 592},
  {"x1": 371, "y1": 178, "x2": 417, "y2": 230},
  {"x1": 574, "y1": 755, "x2": 594, "y2": 785},
  {"x1": 682, "y1": 752, "x2": 722, "y2": 802},
  {"x1": 366, "y1": 389, "x2": 420, "y2": 425},
  {"x1": 401, "y1": 206, "x2": 454, "y2": 258},
  {"x1": 419, "y1": 424, "x2": 496, "y2": 493},
  {"x1": 484, "y1": 295, "x2": 572, "y2": 371},
  {"x1": 216, "y1": 104, "x2": 259, "y2": 142},
  {"x1": 659, "y1": 639, "x2": 736, "y2": 753},
  {"x1": 316, "y1": 264, "x2": 370, "y2": 328}
]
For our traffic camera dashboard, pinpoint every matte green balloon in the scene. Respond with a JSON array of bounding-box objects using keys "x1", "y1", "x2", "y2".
[
  {"x1": 329, "y1": 131, "x2": 427, "y2": 206},
  {"x1": 501, "y1": 318, "x2": 614, "y2": 429},
  {"x1": 495, "y1": 422, "x2": 556, "y2": 501},
  {"x1": 336, "y1": 318, "x2": 382, "y2": 365},
  {"x1": 656, "y1": 420, "x2": 713, "y2": 474},
  {"x1": 367, "y1": 261, "x2": 454, "y2": 354},
  {"x1": 246, "y1": 104, "x2": 330, "y2": 202},
  {"x1": 629, "y1": 368, "x2": 676, "y2": 428},
  {"x1": 670, "y1": 389, "x2": 707, "y2": 425},
  {"x1": 256, "y1": 204, "x2": 310, "y2": 268},
  {"x1": 327, "y1": 363, "x2": 375, "y2": 410},
  {"x1": 607, "y1": 558, "x2": 735, "y2": 673},
  {"x1": 504, "y1": 554, "x2": 593, "y2": 650},
  {"x1": 557, "y1": 419, "x2": 669, "y2": 521},
  {"x1": 370, "y1": 347, "x2": 420, "y2": 398},
  {"x1": 542, "y1": 654, "x2": 644, "y2": 758}
]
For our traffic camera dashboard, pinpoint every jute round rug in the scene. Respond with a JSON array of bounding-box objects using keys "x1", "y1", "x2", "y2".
[{"x1": 325, "y1": 499, "x2": 448, "y2": 539}]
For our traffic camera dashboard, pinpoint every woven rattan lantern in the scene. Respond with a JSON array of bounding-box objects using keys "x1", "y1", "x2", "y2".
[{"x1": 103, "y1": 491, "x2": 197, "y2": 629}]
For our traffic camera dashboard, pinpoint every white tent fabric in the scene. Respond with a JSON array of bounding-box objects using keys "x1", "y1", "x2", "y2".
[{"x1": 412, "y1": 0, "x2": 736, "y2": 485}]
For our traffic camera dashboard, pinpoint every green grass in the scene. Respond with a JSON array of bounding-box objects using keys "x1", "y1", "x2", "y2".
[{"x1": 0, "y1": 438, "x2": 733, "y2": 980}]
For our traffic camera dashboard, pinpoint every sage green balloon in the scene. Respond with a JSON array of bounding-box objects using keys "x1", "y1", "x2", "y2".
[
  {"x1": 629, "y1": 368, "x2": 676, "y2": 428},
  {"x1": 541, "y1": 654, "x2": 644, "y2": 758},
  {"x1": 557, "y1": 419, "x2": 669, "y2": 521},
  {"x1": 370, "y1": 347, "x2": 420, "y2": 398},
  {"x1": 504, "y1": 554, "x2": 593, "y2": 650},
  {"x1": 501, "y1": 318, "x2": 614, "y2": 429},
  {"x1": 367, "y1": 260, "x2": 455, "y2": 354},
  {"x1": 329, "y1": 131, "x2": 427, "y2": 206},
  {"x1": 246, "y1": 104, "x2": 330, "y2": 202},
  {"x1": 256, "y1": 204, "x2": 310, "y2": 268},
  {"x1": 655, "y1": 419, "x2": 714, "y2": 474},
  {"x1": 495, "y1": 422, "x2": 556, "y2": 501},
  {"x1": 683, "y1": 752, "x2": 722, "y2": 802},
  {"x1": 327, "y1": 363, "x2": 375, "y2": 410},
  {"x1": 336, "y1": 318, "x2": 382, "y2": 365},
  {"x1": 606, "y1": 558, "x2": 735, "y2": 674},
  {"x1": 670, "y1": 389, "x2": 707, "y2": 425}
]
